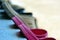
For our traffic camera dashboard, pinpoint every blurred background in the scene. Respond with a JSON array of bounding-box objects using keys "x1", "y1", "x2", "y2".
[{"x1": 4, "y1": 0, "x2": 60, "y2": 40}]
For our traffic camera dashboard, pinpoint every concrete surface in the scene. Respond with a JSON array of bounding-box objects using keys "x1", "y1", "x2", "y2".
[{"x1": 10, "y1": 0, "x2": 60, "y2": 40}]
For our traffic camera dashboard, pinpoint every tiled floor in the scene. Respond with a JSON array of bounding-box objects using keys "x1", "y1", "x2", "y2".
[{"x1": 10, "y1": 0, "x2": 60, "y2": 40}]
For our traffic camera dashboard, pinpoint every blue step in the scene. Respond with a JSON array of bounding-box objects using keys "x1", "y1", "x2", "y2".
[{"x1": 0, "y1": 9, "x2": 5, "y2": 13}]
